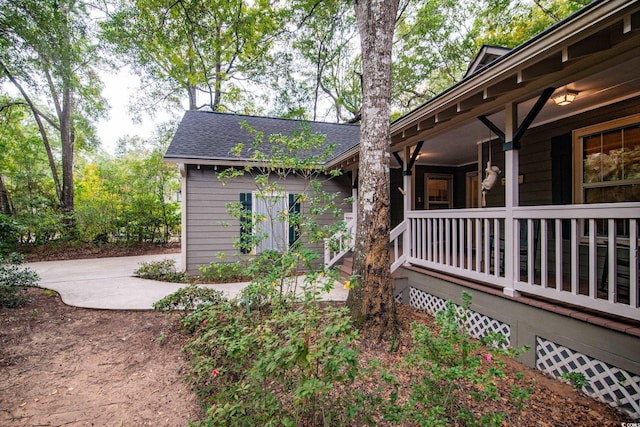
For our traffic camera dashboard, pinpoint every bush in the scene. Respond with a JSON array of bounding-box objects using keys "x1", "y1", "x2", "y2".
[
  {"x1": 0, "y1": 253, "x2": 40, "y2": 308},
  {"x1": 380, "y1": 293, "x2": 531, "y2": 426},
  {"x1": 153, "y1": 284, "x2": 225, "y2": 315},
  {"x1": 134, "y1": 258, "x2": 186, "y2": 282},
  {"x1": 0, "y1": 214, "x2": 21, "y2": 255},
  {"x1": 182, "y1": 293, "x2": 376, "y2": 427},
  {"x1": 198, "y1": 261, "x2": 250, "y2": 283}
]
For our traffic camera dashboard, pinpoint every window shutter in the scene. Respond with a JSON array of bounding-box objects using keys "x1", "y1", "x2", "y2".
[
  {"x1": 239, "y1": 193, "x2": 252, "y2": 254},
  {"x1": 288, "y1": 193, "x2": 301, "y2": 247}
]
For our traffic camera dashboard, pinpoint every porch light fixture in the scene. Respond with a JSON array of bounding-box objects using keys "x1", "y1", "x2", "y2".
[{"x1": 552, "y1": 89, "x2": 579, "y2": 106}]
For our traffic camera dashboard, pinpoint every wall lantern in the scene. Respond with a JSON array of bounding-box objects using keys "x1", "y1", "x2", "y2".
[{"x1": 552, "y1": 89, "x2": 579, "y2": 106}]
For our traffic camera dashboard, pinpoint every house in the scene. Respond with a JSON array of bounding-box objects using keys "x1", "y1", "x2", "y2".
[
  {"x1": 326, "y1": 0, "x2": 640, "y2": 418},
  {"x1": 164, "y1": 111, "x2": 359, "y2": 274}
]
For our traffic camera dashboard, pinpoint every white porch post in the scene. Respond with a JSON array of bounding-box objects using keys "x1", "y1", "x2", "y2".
[{"x1": 503, "y1": 103, "x2": 521, "y2": 297}]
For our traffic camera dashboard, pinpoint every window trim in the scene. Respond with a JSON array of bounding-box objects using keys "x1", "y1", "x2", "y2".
[{"x1": 572, "y1": 112, "x2": 640, "y2": 204}]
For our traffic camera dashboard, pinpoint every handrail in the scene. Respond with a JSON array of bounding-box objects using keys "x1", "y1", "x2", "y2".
[
  {"x1": 390, "y1": 219, "x2": 409, "y2": 273},
  {"x1": 325, "y1": 217, "x2": 411, "y2": 274},
  {"x1": 324, "y1": 217, "x2": 357, "y2": 267}
]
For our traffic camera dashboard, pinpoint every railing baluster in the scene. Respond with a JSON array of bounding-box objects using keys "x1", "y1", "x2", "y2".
[
  {"x1": 571, "y1": 219, "x2": 579, "y2": 295},
  {"x1": 630, "y1": 219, "x2": 638, "y2": 308},
  {"x1": 494, "y1": 218, "x2": 501, "y2": 278},
  {"x1": 608, "y1": 219, "x2": 616, "y2": 303},
  {"x1": 445, "y1": 219, "x2": 451, "y2": 266},
  {"x1": 484, "y1": 218, "x2": 490, "y2": 274},
  {"x1": 452, "y1": 218, "x2": 458, "y2": 268},
  {"x1": 438, "y1": 218, "x2": 444, "y2": 264},
  {"x1": 467, "y1": 218, "x2": 473, "y2": 270},
  {"x1": 588, "y1": 218, "x2": 597, "y2": 299},
  {"x1": 459, "y1": 219, "x2": 465, "y2": 269},
  {"x1": 475, "y1": 218, "x2": 481, "y2": 272},
  {"x1": 528, "y1": 219, "x2": 535, "y2": 285},
  {"x1": 541, "y1": 219, "x2": 548, "y2": 288},
  {"x1": 555, "y1": 218, "x2": 562, "y2": 291}
]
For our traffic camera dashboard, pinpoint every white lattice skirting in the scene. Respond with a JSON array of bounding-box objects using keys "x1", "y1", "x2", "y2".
[
  {"x1": 408, "y1": 287, "x2": 511, "y2": 347},
  {"x1": 537, "y1": 337, "x2": 640, "y2": 419}
]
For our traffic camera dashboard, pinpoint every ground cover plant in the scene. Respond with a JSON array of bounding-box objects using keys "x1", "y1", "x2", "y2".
[{"x1": 0, "y1": 253, "x2": 39, "y2": 308}]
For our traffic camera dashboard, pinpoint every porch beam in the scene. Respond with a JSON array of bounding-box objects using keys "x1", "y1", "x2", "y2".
[
  {"x1": 511, "y1": 87, "x2": 556, "y2": 145},
  {"x1": 480, "y1": 87, "x2": 556, "y2": 151},
  {"x1": 392, "y1": 151, "x2": 403, "y2": 170},
  {"x1": 478, "y1": 115, "x2": 505, "y2": 144},
  {"x1": 405, "y1": 141, "x2": 424, "y2": 175}
]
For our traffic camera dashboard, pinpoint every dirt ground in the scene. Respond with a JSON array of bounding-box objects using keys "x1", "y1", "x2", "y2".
[
  {"x1": 0, "y1": 243, "x2": 635, "y2": 425},
  {"x1": 0, "y1": 288, "x2": 202, "y2": 426}
]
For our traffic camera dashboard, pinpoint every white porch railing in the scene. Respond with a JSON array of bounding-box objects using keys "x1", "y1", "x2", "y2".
[
  {"x1": 324, "y1": 216, "x2": 357, "y2": 268},
  {"x1": 324, "y1": 215, "x2": 410, "y2": 273},
  {"x1": 401, "y1": 203, "x2": 640, "y2": 321}
]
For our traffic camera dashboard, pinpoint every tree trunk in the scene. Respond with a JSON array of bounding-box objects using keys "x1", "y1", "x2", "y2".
[
  {"x1": 347, "y1": 0, "x2": 399, "y2": 340},
  {"x1": 0, "y1": 175, "x2": 13, "y2": 215}
]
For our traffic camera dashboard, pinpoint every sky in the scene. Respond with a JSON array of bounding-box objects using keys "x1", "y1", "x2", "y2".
[{"x1": 94, "y1": 66, "x2": 178, "y2": 154}]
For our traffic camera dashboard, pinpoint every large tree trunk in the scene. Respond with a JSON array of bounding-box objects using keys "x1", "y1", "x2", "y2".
[{"x1": 347, "y1": 0, "x2": 399, "y2": 340}]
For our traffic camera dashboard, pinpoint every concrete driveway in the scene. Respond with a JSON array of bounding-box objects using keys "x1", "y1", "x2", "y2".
[{"x1": 26, "y1": 254, "x2": 347, "y2": 310}]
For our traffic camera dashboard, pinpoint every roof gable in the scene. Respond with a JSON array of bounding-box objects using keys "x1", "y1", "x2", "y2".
[
  {"x1": 164, "y1": 111, "x2": 360, "y2": 164},
  {"x1": 465, "y1": 45, "x2": 512, "y2": 77}
]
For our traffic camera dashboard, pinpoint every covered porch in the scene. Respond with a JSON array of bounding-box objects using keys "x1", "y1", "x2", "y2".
[{"x1": 327, "y1": 0, "x2": 640, "y2": 323}]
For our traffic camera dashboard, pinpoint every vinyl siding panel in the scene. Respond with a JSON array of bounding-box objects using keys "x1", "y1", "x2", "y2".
[{"x1": 184, "y1": 165, "x2": 351, "y2": 274}]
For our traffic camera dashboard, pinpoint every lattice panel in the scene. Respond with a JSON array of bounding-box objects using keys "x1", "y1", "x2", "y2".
[
  {"x1": 395, "y1": 293, "x2": 403, "y2": 304},
  {"x1": 537, "y1": 337, "x2": 640, "y2": 419},
  {"x1": 408, "y1": 287, "x2": 510, "y2": 347}
]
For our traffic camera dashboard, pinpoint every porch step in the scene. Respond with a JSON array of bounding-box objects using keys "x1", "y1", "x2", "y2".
[{"x1": 336, "y1": 257, "x2": 408, "y2": 300}]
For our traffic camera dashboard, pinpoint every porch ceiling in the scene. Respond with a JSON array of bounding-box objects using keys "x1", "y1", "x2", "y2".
[{"x1": 390, "y1": 0, "x2": 640, "y2": 168}]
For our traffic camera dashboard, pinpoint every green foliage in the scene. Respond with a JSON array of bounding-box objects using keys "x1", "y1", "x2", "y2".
[
  {"x1": 0, "y1": 213, "x2": 21, "y2": 255},
  {"x1": 561, "y1": 371, "x2": 589, "y2": 390},
  {"x1": 0, "y1": 253, "x2": 40, "y2": 308},
  {"x1": 152, "y1": 284, "x2": 224, "y2": 314},
  {"x1": 198, "y1": 261, "x2": 250, "y2": 283},
  {"x1": 379, "y1": 294, "x2": 532, "y2": 426},
  {"x1": 134, "y1": 259, "x2": 186, "y2": 283},
  {"x1": 74, "y1": 133, "x2": 181, "y2": 244},
  {"x1": 181, "y1": 290, "x2": 373, "y2": 427},
  {"x1": 100, "y1": 0, "x2": 284, "y2": 115}
]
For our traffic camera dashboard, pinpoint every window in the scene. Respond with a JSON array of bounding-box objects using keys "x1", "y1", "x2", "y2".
[
  {"x1": 425, "y1": 174, "x2": 452, "y2": 210},
  {"x1": 573, "y1": 114, "x2": 640, "y2": 237},
  {"x1": 239, "y1": 192, "x2": 300, "y2": 254},
  {"x1": 574, "y1": 113, "x2": 640, "y2": 204}
]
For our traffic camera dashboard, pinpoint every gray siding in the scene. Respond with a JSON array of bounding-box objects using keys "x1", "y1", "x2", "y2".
[
  {"x1": 484, "y1": 96, "x2": 640, "y2": 208},
  {"x1": 184, "y1": 165, "x2": 352, "y2": 274}
]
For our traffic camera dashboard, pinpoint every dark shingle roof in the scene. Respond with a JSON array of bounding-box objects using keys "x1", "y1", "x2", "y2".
[{"x1": 164, "y1": 110, "x2": 360, "y2": 163}]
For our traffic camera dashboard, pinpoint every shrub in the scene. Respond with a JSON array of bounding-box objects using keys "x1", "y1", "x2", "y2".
[
  {"x1": 198, "y1": 261, "x2": 249, "y2": 283},
  {"x1": 0, "y1": 214, "x2": 22, "y2": 255},
  {"x1": 134, "y1": 258, "x2": 186, "y2": 282},
  {"x1": 0, "y1": 253, "x2": 40, "y2": 308},
  {"x1": 183, "y1": 294, "x2": 375, "y2": 427},
  {"x1": 380, "y1": 293, "x2": 532, "y2": 426},
  {"x1": 153, "y1": 284, "x2": 225, "y2": 316}
]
